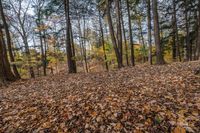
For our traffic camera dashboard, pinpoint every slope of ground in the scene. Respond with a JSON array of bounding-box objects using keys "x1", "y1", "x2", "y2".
[{"x1": 0, "y1": 61, "x2": 200, "y2": 133}]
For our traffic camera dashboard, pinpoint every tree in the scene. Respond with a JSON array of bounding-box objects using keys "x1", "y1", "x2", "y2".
[
  {"x1": 172, "y1": 0, "x2": 181, "y2": 61},
  {"x1": 126, "y1": 0, "x2": 135, "y2": 66},
  {"x1": 98, "y1": 8, "x2": 109, "y2": 70},
  {"x1": 115, "y1": 0, "x2": 123, "y2": 63},
  {"x1": 152, "y1": 0, "x2": 165, "y2": 64},
  {"x1": 147, "y1": 0, "x2": 152, "y2": 65},
  {"x1": 0, "y1": 24, "x2": 16, "y2": 82},
  {"x1": 32, "y1": 0, "x2": 47, "y2": 76},
  {"x1": 0, "y1": 0, "x2": 20, "y2": 79},
  {"x1": 106, "y1": 0, "x2": 123, "y2": 68},
  {"x1": 9, "y1": 0, "x2": 35, "y2": 78},
  {"x1": 197, "y1": 0, "x2": 200, "y2": 59},
  {"x1": 64, "y1": 0, "x2": 77, "y2": 73}
]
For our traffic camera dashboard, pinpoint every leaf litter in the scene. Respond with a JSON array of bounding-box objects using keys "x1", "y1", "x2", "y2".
[{"x1": 0, "y1": 61, "x2": 200, "y2": 132}]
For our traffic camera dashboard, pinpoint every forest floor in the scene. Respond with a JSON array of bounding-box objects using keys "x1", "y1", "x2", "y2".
[{"x1": 0, "y1": 61, "x2": 200, "y2": 133}]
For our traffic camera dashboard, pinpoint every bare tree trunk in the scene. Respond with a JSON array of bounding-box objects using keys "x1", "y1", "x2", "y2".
[
  {"x1": 147, "y1": 0, "x2": 152, "y2": 65},
  {"x1": 43, "y1": 30, "x2": 48, "y2": 75},
  {"x1": 121, "y1": 10, "x2": 129, "y2": 66},
  {"x1": 126, "y1": 0, "x2": 135, "y2": 66},
  {"x1": 115, "y1": 0, "x2": 123, "y2": 63},
  {"x1": 197, "y1": 0, "x2": 200, "y2": 60},
  {"x1": 37, "y1": 21, "x2": 46, "y2": 76},
  {"x1": 152, "y1": 0, "x2": 165, "y2": 64},
  {"x1": 184, "y1": 0, "x2": 191, "y2": 61},
  {"x1": 0, "y1": 26, "x2": 16, "y2": 81},
  {"x1": 0, "y1": 0, "x2": 20, "y2": 79},
  {"x1": 106, "y1": 0, "x2": 123, "y2": 68},
  {"x1": 70, "y1": 21, "x2": 77, "y2": 71},
  {"x1": 172, "y1": 0, "x2": 181, "y2": 62},
  {"x1": 138, "y1": 19, "x2": 146, "y2": 63},
  {"x1": 83, "y1": 16, "x2": 89, "y2": 73},
  {"x1": 64, "y1": 0, "x2": 77, "y2": 73},
  {"x1": 98, "y1": 9, "x2": 109, "y2": 71},
  {"x1": 77, "y1": 17, "x2": 88, "y2": 73}
]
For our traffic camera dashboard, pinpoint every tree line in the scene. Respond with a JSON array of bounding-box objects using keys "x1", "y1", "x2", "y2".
[{"x1": 0, "y1": 0, "x2": 199, "y2": 83}]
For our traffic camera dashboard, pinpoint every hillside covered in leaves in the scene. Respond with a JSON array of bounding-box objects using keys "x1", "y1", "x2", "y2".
[{"x1": 0, "y1": 61, "x2": 200, "y2": 132}]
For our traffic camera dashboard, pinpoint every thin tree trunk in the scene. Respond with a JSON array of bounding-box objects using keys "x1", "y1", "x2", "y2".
[
  {"x1": 184, "y1": 0, "x2": 190, "y2": 61},
  {"x1": 98, "y1": 9, "x2": 109, "y2": 71},
  {"x1": 106, "y1": 0, "x2": 123, "y2": 68},
  {"x1": 83, "y1": 16, "x2": 89, "y2": 73},
  {"x1": 152, "y1": 0, "x2": 165, "y2": 64},
  {"x1": 37, "y1": 18, "x2": 46, "y2": 76},
  {"x1": 121, "y1": 11, "x2": 129, "y2": 66},
  {"x1": 138, "y1": 19, "x2": 146, "y2": 63},
  {"x1": 172, "y1": 0, "x2": 181, "y2": 62},
  {"x1": 126, "y1": 0, "x2": 135, "y2": 66},
  {"x1": 0, "y1": 0, "x2": 20, "y2": 79},
  {"x1": 69, "y1": 21, "x2": 77, "y2": 71},
  {"x1": 43, "y1": 30, "x2": 48, "y2": 75},
  {"x1": 147, "y1": 0, "x2": 152, "y2": 65}
]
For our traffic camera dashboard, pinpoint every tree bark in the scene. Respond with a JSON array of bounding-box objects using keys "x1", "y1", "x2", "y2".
[
  {"x1": 197, "y1": 0, "x2": 200, "y2": 60},
  {"x1": 152, "y1": 0, "x2": 165, "y2": 64}
]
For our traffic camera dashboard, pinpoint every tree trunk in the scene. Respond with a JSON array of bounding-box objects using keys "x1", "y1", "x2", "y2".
[
  {"x1": 106, "y1": 0, "x2": 123, "y2": 68},
  {"x1": 172, "y1": 0, "x2": 181, "y2": 62},
  {"x1": 64, "y1": 0, "x2": 77, "y2": 73},
  {"x1": 121, "y1": 9, "x2": 129, "y2": 66},
  {"x1": 70, "y1": 21, "x2": 77, "y2": 71},
  {"x1": 23, "y1": 37, "x2": 35, "y2": 78},
  {"x1": 43, "y1": 30, "x2": 48, "y2": 76},
  {"x1": 37, "y1": 16, "x2": 46, "y2": 76},
  {"x1": 197, "y1": 0, "x2": 200, "y2": 60},
  {"x1": 126, "y1": 0, "x2": 135, "y2": 66},
  {"x1": 0, "y1": 26, "x2": 16, "y2": 81},
  {"x1": 184, "y1": 0, "x2": 191, "y2": 61},
  {"x1": 98, "y1": 9, "x2": 109, "y2": 71},
  {"x1": 115, "y1": 0, "x2": 123, "y2": 63},
  {"x1": 83, "y1": 16, "x2": 89, "y2": 73},
  {"x1": 0, "y1": 0, "x2": 20, "y2": 79},
  {"x1": 152, "y1": 0, "x2": 165, "y2": 64},
  {"x1": 138, "y1": 18, "x2": 146, "y2": 63},
  {"x1": 147, "y1": 0, "x2": 152, "y2": 65}
]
